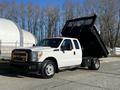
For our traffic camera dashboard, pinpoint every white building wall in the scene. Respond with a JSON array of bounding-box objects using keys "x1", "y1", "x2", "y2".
[
  {"x1": 0, "y1": 18, "x2": 20, "y2": 46},
  {"x1": 113, "y1": 47, "x2": 120, "y2": 55},
  {"x1": 23, "y1": 30, "x2": 37, "y2": 47},
  {"x1": 0, "y1": 18, "x2": 37, "y2": 58},
  {"x1": 0, "y1": 18, "x2": 36, "y2": 47}
]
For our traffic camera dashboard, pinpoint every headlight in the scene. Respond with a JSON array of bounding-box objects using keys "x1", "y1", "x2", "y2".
[{"x1": 32, "y1": 51, "x2": 43, "y2": 62}]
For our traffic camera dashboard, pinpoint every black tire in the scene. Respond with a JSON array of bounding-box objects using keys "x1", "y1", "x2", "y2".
[
  {"x1": 88, "y1": 58, "x2": 100, "y2": 70},
  {"x1": 41, "y1": 60, "x2": 56, "y2": 79}
]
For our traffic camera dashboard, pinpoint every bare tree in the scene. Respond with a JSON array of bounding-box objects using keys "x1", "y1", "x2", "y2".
[
  {"x1": 39, "y1": 9, "x2": 45, "y2": 40},
  {"x1": 45, "y1": 6, "x2": 59, "y2": 38},
  {"x1": 32, "y1": 5, "x2": 40, "y2": 37},
  {"x1": 114, "y1": 9, "x2": 120, "y2": 47},
  {"x1": 74, "y1": 2, "x2": 82, "y2": 18},
  {"x1": 6, "y1": 0, "x2": 19, "y2": 23},
  {"x1": 98, "y1": 0, "x2": 117, "y2": 48},
  {"x1": 19, "y1": 2, "x2": 26, "y2": 30},
  {"x1": 63, "y1": 0, "x2": 75, "y2": 21},
  {"x1": 0, "y1": 0, "x2": 120, "y2": 48},
  {"x1": 0, "y1": 3, "x2": 5, "y2": 17},
  {"x1": 85, "y1": 0, "x2": 99, "y2": 14},
  {"x1": 27, "y1": 2, "x2": 33, "y2": 33}
]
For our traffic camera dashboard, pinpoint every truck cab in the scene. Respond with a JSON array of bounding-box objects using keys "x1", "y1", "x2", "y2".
[
  {"x1": 11, "y1": 15, "x2": 108, "y2": 78},
  {"x1": 11, "y1": 37, "x2": 82, "y2": 78}
]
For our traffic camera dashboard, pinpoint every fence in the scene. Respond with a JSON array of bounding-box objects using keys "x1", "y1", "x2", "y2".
[
  {"x1": 113, "y1": 47, "x2": 120, "y2": 55},
  {"x1": 0, "y1": 41, "x2": 34, "y2": 59}
]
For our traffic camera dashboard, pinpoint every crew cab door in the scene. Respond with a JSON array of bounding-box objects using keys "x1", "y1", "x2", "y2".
[
  {"x1": 73, "y1": 40, "x2": 82, "y2": 64},
  {"x1": 59, "y1": 39, "x2": 80, "y2": 67}
]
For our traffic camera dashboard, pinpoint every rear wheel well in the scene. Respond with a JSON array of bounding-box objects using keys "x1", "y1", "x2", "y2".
[{"x1": 44, "y1": 57, "x2": 59, "y2": 73}]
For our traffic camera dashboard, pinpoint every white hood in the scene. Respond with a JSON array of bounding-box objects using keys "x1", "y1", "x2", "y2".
[{"x1": 17, "y1": 46, "x2": 55, "y2": 52}]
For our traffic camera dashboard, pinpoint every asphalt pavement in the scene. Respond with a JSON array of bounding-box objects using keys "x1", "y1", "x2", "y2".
[{"x1": 0, "y1": 57, "x2": 119, "y2": 90}]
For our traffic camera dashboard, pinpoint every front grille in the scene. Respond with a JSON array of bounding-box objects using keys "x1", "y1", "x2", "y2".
[{"x1": 11, "y1": 49, "x2": 31, "y2": 62}]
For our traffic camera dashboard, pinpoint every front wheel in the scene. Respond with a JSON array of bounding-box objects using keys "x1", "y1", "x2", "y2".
[
  {"x1": 88, "y1": 58, "x2": 100, "y2": 70},
  {"x1": 41, "y1": 60, "x2": 56, "y2": 78}
]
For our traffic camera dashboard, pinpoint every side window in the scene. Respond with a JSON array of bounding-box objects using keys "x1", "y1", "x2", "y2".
[
  {"x1": 61, "y1": 39, "x2": 73, "y2": 51},
  {"x1": 73, "y1": 40, "x2": 80, "y2": 49}
]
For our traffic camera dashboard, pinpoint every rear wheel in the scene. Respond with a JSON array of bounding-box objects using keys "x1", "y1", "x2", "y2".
[
  {"x1": 88, "y1": 58, "x2": 100, "y2": 70},
  {"x1": 41, "y1": 60, "x2": 56, "y2": 78}
]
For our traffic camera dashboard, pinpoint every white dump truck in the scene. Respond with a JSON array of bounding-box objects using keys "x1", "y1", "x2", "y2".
[{"x1": 10, "y1": 15, "x2": 108, "y2": 78}]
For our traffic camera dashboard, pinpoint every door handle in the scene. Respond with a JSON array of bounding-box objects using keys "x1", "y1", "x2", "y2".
[{"x1": 73, "y1": 51, "x2": 76, "y2": 55}]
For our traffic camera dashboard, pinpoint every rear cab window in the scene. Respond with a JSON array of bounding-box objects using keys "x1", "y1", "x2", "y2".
[{"x1": 73, "y1": 40, "x2": 80, "y2": 49}]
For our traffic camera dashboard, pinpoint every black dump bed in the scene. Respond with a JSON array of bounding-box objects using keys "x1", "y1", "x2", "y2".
[{"x1": 61, "y1": 14, "x2": 108, "y2": 58}]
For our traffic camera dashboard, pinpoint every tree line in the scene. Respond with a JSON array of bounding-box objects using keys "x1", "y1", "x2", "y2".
[{"x1": 0, "y1": 0, "x2": 120, "y2": 48}]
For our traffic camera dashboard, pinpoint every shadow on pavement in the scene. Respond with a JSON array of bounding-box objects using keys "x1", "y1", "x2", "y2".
[
  {"x1": 0, "y1": 60, "x2": 91, "y2": 79},
  {"x1": 0, "y1": 60, "x2": 42, "y2": 79}
]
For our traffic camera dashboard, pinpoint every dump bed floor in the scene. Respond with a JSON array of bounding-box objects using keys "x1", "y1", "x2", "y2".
[{"x1": 61, "y1": 15, "x2": 108, "y2": 58}]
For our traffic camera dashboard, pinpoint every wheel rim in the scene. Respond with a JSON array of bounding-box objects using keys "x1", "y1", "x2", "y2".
[
  {"x1": 95, "y1": 60, "x2": 100, "y2": 68},
  {"x1": 45, "y1": 64, "x2": 54, "y2": 76}
]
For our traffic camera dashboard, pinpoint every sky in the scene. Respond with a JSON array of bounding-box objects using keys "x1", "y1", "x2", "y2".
[{"x1": 15, "y1": 0, "x2": 85, "y2": 7}]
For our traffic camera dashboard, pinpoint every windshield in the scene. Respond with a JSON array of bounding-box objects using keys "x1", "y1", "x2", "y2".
[{"x1": 38, "y1": 38, "x2": 62, "y2": 48}]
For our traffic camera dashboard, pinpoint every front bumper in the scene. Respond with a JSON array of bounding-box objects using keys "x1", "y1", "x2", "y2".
[{"x1": 10, "y1": 61, "x2": 42, "y2": 73}]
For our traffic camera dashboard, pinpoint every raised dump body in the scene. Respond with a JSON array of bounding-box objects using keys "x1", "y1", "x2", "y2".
[{"x1": 61, "y1": 14, "x2": 108, "y2": 58}]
